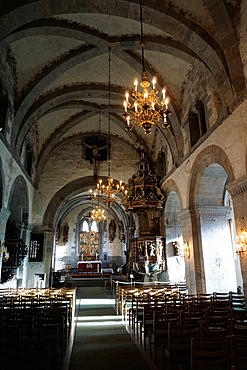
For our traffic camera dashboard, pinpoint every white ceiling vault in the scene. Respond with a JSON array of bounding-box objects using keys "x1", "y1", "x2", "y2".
[{"x1": 0, "y1": 0, "x2": 245, "y2": 226}]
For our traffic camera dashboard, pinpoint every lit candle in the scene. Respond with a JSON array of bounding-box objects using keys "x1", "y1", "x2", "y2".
[
  {"x1": 165, "y1": 97, "x2": 169, "y2": 109},
  {"x1": 127, "y1": 116, "x2": 130, "y2": 126},
  {"x1": 123, "y1": 101, "x2": 127, "y2": 112},
  {"x1": 134, "y1": 79, "x2": 138, "y2": 91},
  {"x1": 152, "y1": 102, "x2": 155, "y2": 110},
  {"x1": 152, "y1": 78, "x2": 156, "y2": 90},
  {"x1": 134, "y1": 101, "x2": 138, "y2": 112},
  {"x1": 125, "y1": 92, "x2": 129, "y2": 102},
  {"x1": 162, "y1": 88, "x2": 166, "y2": 100}
]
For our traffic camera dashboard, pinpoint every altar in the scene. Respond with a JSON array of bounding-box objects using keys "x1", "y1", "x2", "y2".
[{"x1": 77, "y1": 261, "x2": 102, "y2": 273}]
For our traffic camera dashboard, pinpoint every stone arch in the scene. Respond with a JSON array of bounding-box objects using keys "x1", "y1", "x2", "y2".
[
  {"x1": 2, "y1": 1, "x2": 234, "y2": 157},
  {"x1": 203, "y1": 0, "x2": 245, "y2": 94},
  {"x1": 7, "y1": 175, "x2": 29, "y2": 226},
  {"x1": 162, "y1": 179, "x2": 183, "y2": 211},
  {"x1": 43, "y1": 175, "x2": 128, "y2": 229},
  {"x1": 188, "y1": 145, "x2": 235, "y2": 209},
  {"x1": 188, "y1": 146, "x2": 239, "y2": 293}
]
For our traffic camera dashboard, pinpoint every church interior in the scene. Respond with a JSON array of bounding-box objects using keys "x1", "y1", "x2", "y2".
[{"x1": 1, "y1": 0, "x2": 247, "y2": 369}]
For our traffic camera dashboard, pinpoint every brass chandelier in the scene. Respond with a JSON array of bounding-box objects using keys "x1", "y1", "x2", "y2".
[
  {"x1": 90, "y1": 178, "x2": 128, "y2": 208},
  {"x1": 91, "y1": 204, "x2": 106, "y2": 222},
  {"x1": 89, "y1": 47, "x2": 127, "y2": 208},
  {"x1": 123, "y1": 0, "x2": 171, "y2": 134}
]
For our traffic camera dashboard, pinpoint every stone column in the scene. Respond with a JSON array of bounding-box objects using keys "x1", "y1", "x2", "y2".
[
  {"x1": 227, "y1": 175, "x2": 247, "y2": 303},
  {"x1": 0, "y1": 207, "x2": 10, "y2": 282},
  {"x1": 43, "y1": 228, "x2": 55, "y2": 287},
  {"x1": 26, "y1": 226, "x2": 54, "y2": 288},
  {"x1": 179, "y1": 207, "x2": 205, "y2": 295}
]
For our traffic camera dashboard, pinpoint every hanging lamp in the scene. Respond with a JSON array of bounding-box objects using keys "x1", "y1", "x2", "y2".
[
  {"x1": 123, "y1": 0, "x2": 171, "y2": 134},
  {"x1": 89, "y1": 47, "x2": 127, "y2": 208}
]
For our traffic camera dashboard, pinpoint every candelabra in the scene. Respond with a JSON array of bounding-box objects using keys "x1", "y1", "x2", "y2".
[
  {"x1": 123, "y1": 0, "x2": 171, "y2": 134},
  {"x1": 123, "y1": 72, "x2": 171, "y2": 134},
  {"x1": 0, "y1": 241, "x2": 9, "y2": 262},
  {"x1": 89, "y1": 178, "x2": 128, "y2": 208},
  {"x1": 91, "y1": 205, "x2": 106, "y2": 222},
  {"x1": 182, "y1": 242, "x2": 190, "y2": 259},
  {"x1": 236, "y1": 228, "x2": 247, "y2": 259}
]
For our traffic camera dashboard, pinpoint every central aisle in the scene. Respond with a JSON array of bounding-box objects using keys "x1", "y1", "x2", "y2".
[{"x1": 68, "y1": 286, "x2": 151, "y2": 370}]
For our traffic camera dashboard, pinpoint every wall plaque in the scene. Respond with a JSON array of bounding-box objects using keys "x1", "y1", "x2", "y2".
[{"x1": 29, "y1": 233, "x2": 44, "y2": 262}]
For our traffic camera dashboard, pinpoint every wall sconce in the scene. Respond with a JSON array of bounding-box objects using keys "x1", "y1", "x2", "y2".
[
  {"x1": 236, "y1": 229, "x2": 247, "y2": 259},
  {"x1": 182, "y1": 241, "x2": 190, "y2": 259},
  {"x1": 0, "y1": 241, "x2": 9, "y2": 262}
]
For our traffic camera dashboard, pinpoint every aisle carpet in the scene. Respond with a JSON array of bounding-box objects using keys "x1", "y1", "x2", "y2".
[{"x1": 68, "y1": 286, "x2": 151, "y2": 370}]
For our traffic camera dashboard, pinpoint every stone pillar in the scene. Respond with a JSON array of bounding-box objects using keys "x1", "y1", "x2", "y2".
[
  {"x1": 43, "y1": 229, "x2": 55, "y2": 287},
  {"x1": 227, "y1": 175, "x2": 247, "y2": 303},
  {"x1": 179, "y1": 207, "x2": 205, "y2": 295},
  {"x1": 0, "y1": 207, "x2": 10, "y2": 282},
  {"x1": 26, "y1": 226, "x2": 54, "y2": 288}
]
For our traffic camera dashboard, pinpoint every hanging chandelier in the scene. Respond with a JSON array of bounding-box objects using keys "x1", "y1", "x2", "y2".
[
  {"x1": 89, "y1": 47, "x2": 127, "y2": 208},
  {"x1": 123, "y1": 0, "x2": 171, "y2": 135},
  {"x1": 91, "y1": 205, "x2": 106, "y2": 222},
  {"x1": 89, "y1": 178, "x2": 128, "y2": 208}
]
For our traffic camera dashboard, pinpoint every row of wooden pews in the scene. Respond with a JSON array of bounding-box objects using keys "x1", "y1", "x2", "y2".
[
  {"x1": 0, "y1": 287, "x2": 76, "y2": 370},
  {"x1": 118, "y1": 284, "x2": 247, "y2": 369}
]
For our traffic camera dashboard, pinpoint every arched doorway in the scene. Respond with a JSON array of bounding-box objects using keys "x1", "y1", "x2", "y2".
[{"x1": 196, "y1": 163, "x2": 240, "y2": 292}]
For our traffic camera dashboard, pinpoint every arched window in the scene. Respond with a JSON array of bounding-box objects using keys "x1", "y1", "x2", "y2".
[
  {"x1": 91, "y1": 221, "x2": 98, "y2": 232},
  {"x1": 79, "y1": 218, "x2": 100, "y2": 259},
  {"x1": 155, "y1": 151, "x2": 167, "y2": 178},
  {"x1": 25, "y1": 144, "x2": 33, "y2": 177},
  {"x1": 82, "y1": 220, "x2": 89, "y2": 232},
  {"x1": 188, "y1": 99, "x2": 207, "y2": 148}
]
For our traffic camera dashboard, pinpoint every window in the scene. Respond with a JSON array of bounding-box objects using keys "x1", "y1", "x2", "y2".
[
  {"x1": 189, "y1": 99, "x2": 207, "y2": 148},
  {"x1": 82, "y1": 220, "x2": 89, "y2": 232},
  {"x1": 25, "y1": 144, "x2": 33, "y2": 176}
]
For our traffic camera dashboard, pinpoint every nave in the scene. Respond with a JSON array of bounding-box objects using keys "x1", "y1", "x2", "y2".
[
  {"x1": 68, "y1": 283, "x2": 152, "y2": 370},
  {"x1": 67, "y1": 280, "x2": 247, "y2": 370}
]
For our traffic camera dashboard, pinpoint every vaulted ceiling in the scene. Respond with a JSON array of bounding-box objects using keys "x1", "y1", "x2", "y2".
[{"x1": 0, "y1": 0, "x2": 245, "y2": 225}]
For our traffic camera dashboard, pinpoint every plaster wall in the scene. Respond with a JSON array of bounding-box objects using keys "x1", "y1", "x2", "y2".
[
  {"x1": 200, "y1": 213, "x2": 237, "y2": 293},
  {"x1": 162, "y1": 99, "x2": 247, "y2": 210},
  {"x1": 35, "y1": 138, "x2": 138, "y2": 226}
]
